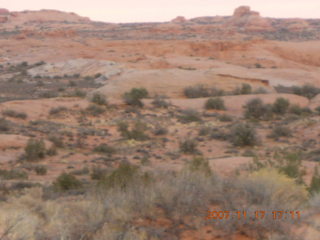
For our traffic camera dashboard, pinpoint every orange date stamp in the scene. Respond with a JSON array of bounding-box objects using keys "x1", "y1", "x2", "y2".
[{"x1": 206, "y1": 210, "x2": 301, "y2": 220}]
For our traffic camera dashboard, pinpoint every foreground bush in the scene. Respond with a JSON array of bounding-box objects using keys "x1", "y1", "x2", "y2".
[
  {"x1": 53, "y1": 173, "x2": 82, "y2": 191},
  {"x1": 272, "y1": 97, "x2": 290, "y2": 115},
  {"x1": 0, "y1": 167, "x2": 309, "y2": 240}
]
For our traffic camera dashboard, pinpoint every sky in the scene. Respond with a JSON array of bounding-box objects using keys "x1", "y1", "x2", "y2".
[{"x1": 1, "y1": 0, "x2": 320, "y2": 23}]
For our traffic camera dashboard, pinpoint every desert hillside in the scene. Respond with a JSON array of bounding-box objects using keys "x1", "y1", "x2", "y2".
[{"x1": 0, "y1": 5, "x2": 319, "y2": 240}]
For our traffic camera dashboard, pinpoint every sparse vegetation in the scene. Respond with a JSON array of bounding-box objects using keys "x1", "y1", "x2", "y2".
[
  {"x1": 123, "y1": 88, "x2": 148, "y2": 107},
  {"x1": 151, "y1": 95, "x2": 170, "y2": 108},
  {"x1": 178, "y1": 108, "x2": 202, "y2": 123},
  {"x1": 90, "y1": 92, "x2": 108, "y2": 106},
  {"x1": 292, "y1": 84, "x2": 320, "y2": 99},
  {"x1": 0, "y1": 118, "x2": 10, "y2": 132},
  {"x1": 94, "y1": 143, "x2": 115, "y2": 155},
  {"x1": 205, "y1": 97, "x2": 226, "y2": 110},
  {"x1": 2, "y1": 109, "x2": 27, "y2": 119},
  {"x1": 243, "y1": 98, "x2": 272, "y2": 120},
  {"x1": 117, "y1": 121, "x2": 149, "y2": 141},
  {"x1": 272, "y1": 97, "x2": 290, "y2": 115},
  {"x1": 268, "y1": 125, "x2": 292, "y2": 139},
  {"x1": 24, "y1": 139, "x2": 46, "y2": 162},
  {"x1": 53, "y1": 173, "x2": 82, "y2": 192},
  {"x1": 180, "y1": 139, "x2": 199, "y2": 154},
  {"x1": 230, "y1": 123, "x2": 259, "y2": 146}
]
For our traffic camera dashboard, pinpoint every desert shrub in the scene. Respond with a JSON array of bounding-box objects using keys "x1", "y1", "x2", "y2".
[
  {"x1": 180, "y1": 139, "x2": 199, "y2": 154},
  {"x1": 85, "y1": 104, "x2": 106, "y2": 116},
  {"x1": 244, "y1": 98, "x2": 272, "y2": 120},
  {"x1": 230, "y1": 123, "x2": 259, "y2": 147},
  {"x1": 91, "y1": 167, "x2": 108, "y2": 180},
  {"x1": 49, "y1": 106, "x2": 68, "y2": 115},
  {"x1": 205, "y1": 97, "x2": 226, "y2": 110},
  {"x1": 0, "y1": 169, "x2": 28, "y2": 180},
  {"x1": 184, "y1": 84, "x2": 210, "y2": 98},
  {"x1": 184, "y1": 85, "x2": 225, "y2": 98},
  {"x1": 209, "y1": 128, "x2": 230, "y2": 141},
  {"x1": 48, "y1": 135, "x2": 64, "y2": 148},
  {"x1": 277, "y1": 152, "x2": 305, "y2": 184},
  {"x1": 34, "y1": 165, "x2": 47, "y2": 175},
  {"x1": 39, "y1": 91, "x2": 59, "y2": 98},
  {"x1": 151, "y1": 95, "x2": 170, "y2": 108},
  {"x1": 178, "y1": 109, "x2": 202, "y2": 123},
  {"x1": 53, "y1": 173, "x2": 82, "y2": 191},
  {"x1": 24, "y1": 139, "x2": 46, "y2": 162},
  {"x1": 234, "y1": 83, "x2": 252, "y2": 95},
  {"x1": 218, "y1": 114, "x2": 233, "y2": 122},
  {"x1": 292, "y1": 84, "x2": 320, "y2": 99},
  {"x1": 94, "y1": 143, "x2": 115, "y2": 155},
  {"x1": 309, "y1": 167, "x2": 320, "y2": 194},
  {"x1": 272, "y1": 98, "x2": 290, "y2": 115},
  {"x1": 90, "y1": 93, "x2": 108, "y2": 106},
  {"x1": 254, "y1": 87, "x2": 268, "y2": 94},
  {"x1": 2, "y1": 109, "x2": 27, "y2": 119},
  {"x1": 98, "y1": 163, "x2": 149, "y2": 190},
  {"x1": 152, "y1": 126, "x2": 168, "y2": 135},
  {"x1": 71, "y1": 89, "x2": 87, "y2": 98},
  {"x1": 186, "y1": 156, "x2": 211, "y2": 176},
  {"x1": 117, "y1": 121, "x2": 149, "y2": 141},
  {"x1": 268, "y1": 125, "x2": 292, "y2": 139},
  {"x1": 46, "y1": 146, "x2": 58, "y2": 156},
  {"x1": 289, "y1": 104, "x2": 312, "y2": 116},
  {"x1": 0, "y1": 118, "x2": 10, "y2": 132},
  {"x1": 123, "y1": 88, "x2": 148, "y2": 107}
]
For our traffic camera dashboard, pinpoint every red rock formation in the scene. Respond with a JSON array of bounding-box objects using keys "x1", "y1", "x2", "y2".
[
  {"x1": 171, "y1": 16, "x2": 187, "y2": 23},
  {"x1": 0, "y1": 8, "x2": 9, "y2": 15}
]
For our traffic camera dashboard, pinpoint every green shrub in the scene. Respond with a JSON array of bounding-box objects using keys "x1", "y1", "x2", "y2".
[
  {"x1": 309, "y1": 167, "x2": 320, "y2": 194},
  {"x1": 34, "y1": 165, "x2": 47, "y2": 175},
  {"x1": 272, "y1": 98, "x2": 290, "y2": 115},
  {"x1": 91, "y1": 93, "x2": 108, "y2": 106},
  {"x1": 205, "y1": 97, "x2": 226, "y2": 110},
  {"x1": 0, "y1": 118, "x2": 10, "y2": 132},
  {"x1": 117, "y1": 121, "x2": 149, "y2": 141},
  {"x1": 123, "y1": 88, "x2": 148, "y2": 107},
  {"x1": 244, "y1": 98, "x2": 271, "y2": 120},
  {"x1": 91, "y1": 167, "x2": 108, "y2": 180},
  {"x1": 289, "y1": 104, "x2": 312, "y2": 116},
  {"x1": 46, "y1": 146, "x2": 58, "y2": 156},
  {"x1": 218, "y1": 114, "x2": 233, "y2": 122},
  {"x1": 184, "y1": 85, "x2": 225, "y2": 98},
  {"x1": 278, "y1": 152, "x2": 305, "y2": 183},
  {"x1": 85, "y1": 104, "x2": 106, "y2": 116},
  {"x1": 178, "y1": 109, "x2": 202, "y2": 123},
  {"x1": 233, "y1": 83, "x2": 252, "y2": 95},
  {"x1": 2, "y1": 109, "x2": 27, "y2": 119},
  {"x1": 97, "y1": 163, "x2": 148, "y2": 190},
  {"x1": 53, "y1": 173, "x2": 82, "y2": 191},
  {"x1": 230, "y1": 123, "x2": 259, "y2": 147},
  {"x1": 184, "y1": 84, "x2": 210, "y2": 98},
  {"x1": 0, "y1": 169, "x2": 28, "y2": 180},
  {"x1": 48, "y1": 135, "x2": 64, "y2": 148},
  {"x1": 94, "y1": 144, "x2": 115, "y2": 155},
  {"x1": 186, "y1": 156, "x2": 211, "y2": 176},
  {"x1": 49, "y1": 106, "x2": 68, "y2": 115},
  {"x1": 180, "y1": 139, "x2": 199, "y2": 154},
  {"x1": 24, "y1": 139, "x2": 46, "y2": 162},
  {"x1": 292, "y1": 84, "x2": 320, "y2": 99},
  {"x1": 268, "y1": 125, "x2": 292, "y2": 139},
  {"x1": 151, "y1": 95, "x2": 170, "y2": 108}
]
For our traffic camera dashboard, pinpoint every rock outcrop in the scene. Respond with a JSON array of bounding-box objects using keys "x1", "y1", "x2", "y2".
[{"x1": 171, "y1": 16, "x2": 187, "y2": 23}]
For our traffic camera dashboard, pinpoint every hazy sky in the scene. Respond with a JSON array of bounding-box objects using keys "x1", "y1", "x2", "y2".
[{"x1": 1, "y1": 0, "x2": 320, "y2": 23}]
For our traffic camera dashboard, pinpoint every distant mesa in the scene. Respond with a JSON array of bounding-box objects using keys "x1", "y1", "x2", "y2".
[{"x1": 171, "y1": 16, "x2": 187, "y2": 23}]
